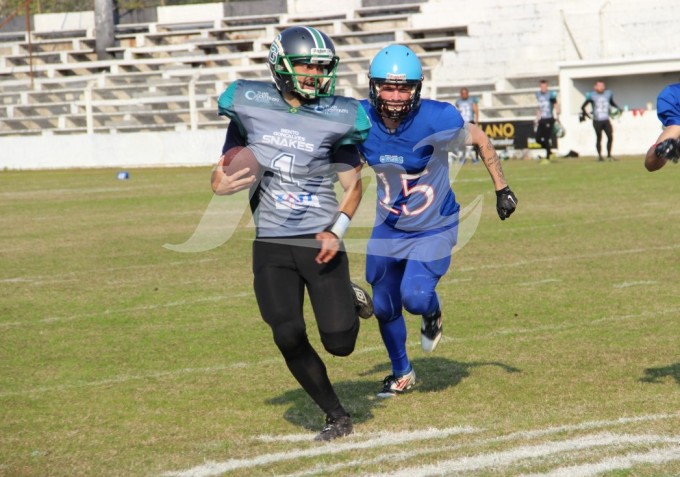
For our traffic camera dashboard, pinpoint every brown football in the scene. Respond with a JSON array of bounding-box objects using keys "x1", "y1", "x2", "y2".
[{"x1": 221, "y1": 146, "x2": 260, "y2": 178}]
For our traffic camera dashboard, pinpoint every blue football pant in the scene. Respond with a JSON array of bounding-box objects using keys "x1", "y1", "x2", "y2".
[{"x1": 366, "y1": 252, "x2": 451, "y2": 376}]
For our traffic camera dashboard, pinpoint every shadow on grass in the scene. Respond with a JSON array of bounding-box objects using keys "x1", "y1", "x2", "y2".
[
  {"x1": 266, "y1": 356, "x2": 521, "y2": 431},
  {"x1": 639, "y1": 363, "x2": 680, "y2": 385}
]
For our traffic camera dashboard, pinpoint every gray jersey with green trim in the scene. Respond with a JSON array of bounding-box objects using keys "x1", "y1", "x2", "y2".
[{"x1": 218, "y1": 79, "x2": 370, "y2": 238}]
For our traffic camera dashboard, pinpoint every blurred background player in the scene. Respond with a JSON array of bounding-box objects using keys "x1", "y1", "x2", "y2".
[
  {"x1": 534, "y1": 79, "x2": 559, "y2": 164},
  {"x1": 454, "y1": 87, "x2": 480, "y2": 163},
  {"x1": 211, "y1": 26, "x2": 372, "y2": 441},
  {"x1": 580, "y1": 80, "x2": 621, "y2": 161},
  {"x1": 358, "y1": 45, "x2": 517, "y2": 398},
  {"x1": 645, "y1": 83, "x2": 680, "y2": 171}
]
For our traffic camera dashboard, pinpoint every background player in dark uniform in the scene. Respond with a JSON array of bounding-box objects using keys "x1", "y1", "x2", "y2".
[
  {"x1": 580, "y1": 80, "x2": 621, "y2": 161},
  {"x1": 211, "y1": 26, "x2": 372, "y2": 441},
  {"x1": 535, "y1": 79, "x2": 559, "y2": 163},
  {"x1": 645, "y1": 83, "x2": 680, "y2": 171},
  {"x1": 358, "y1": 45, "x2": 517, "y2": 397}
]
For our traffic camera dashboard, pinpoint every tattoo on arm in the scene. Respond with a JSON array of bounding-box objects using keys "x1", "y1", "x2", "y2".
[{"x1": 479, "y1": 140, "x2": 506, "y2": 183}]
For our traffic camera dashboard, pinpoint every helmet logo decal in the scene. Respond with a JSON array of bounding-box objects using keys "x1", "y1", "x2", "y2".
[
  {"x1": 268, "y1": 41, "x2": 281, "y2": 65},
  {"x1": 309, "y1": 47, "x2": 333, "y2": 64},
  {"x1": 386, "y1": 73, "x2": 407, "y2": 82}
]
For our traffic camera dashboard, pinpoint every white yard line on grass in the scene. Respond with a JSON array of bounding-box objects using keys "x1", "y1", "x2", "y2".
[
  {"x1": 0, "y1": 293, "x2": 249, "y2": 328},
  {"x1": 0, "y1": 343, "x2": 389, "y2": 398},
  {"x1": 613, "y1": 280, "x2": 657, "y2": 288},
  {"x1": 0, "y1": 257, "x2": 218, "y2": 287},
  {"x1": 517, "y1": 278, "x2": 562, "y2": 286},
  {"x1": 275, "y1": 414, "x2": 680, "y2": 477},
  {"x1": 521, "y1": 445, "x2": 680, "y2": 476},
  {"x1": 456, "y1": 244, "x2": 680, "y2": 273},
  {"x1": 366, "y1": 433, "x2": 680, "y2": 477},
  {"x1": 161, "y1": 414, "x2": 680, "y2": 477},
  {"x1": 161, "y1": 427, "x2": 479, "y2": 477}
]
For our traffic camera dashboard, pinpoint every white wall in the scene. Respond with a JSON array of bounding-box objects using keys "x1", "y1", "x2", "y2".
[
  {"x1": 156, "y1": 3, "x2": 223, "y2": 25},
  {"x1": 0, "y1": 130, "x2": 224, "y2": 170},
  {"x1": 33, "y1": 11, "x2": 95, "y2": 32}
]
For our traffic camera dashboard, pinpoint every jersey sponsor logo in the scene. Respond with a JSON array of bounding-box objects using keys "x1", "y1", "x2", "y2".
[
  {"x1": 272, "y1": 191, "x2": 321, "y2": 210},
  {"x1": 314, "y1": 104, "x2": 350, "y2": 115},
  {"x1": 263, "y1": 128, "x2": 314, "y2": 152},
  {"x1": 379, "y1": 154, "x2": 404, "y2": 164},
  {"x1": 244, "y1": 90, "x2": 281, "y2": 104}
]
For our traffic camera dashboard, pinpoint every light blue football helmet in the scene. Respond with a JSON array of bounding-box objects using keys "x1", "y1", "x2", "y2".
[{"x1": 368, "y1": 44, "x2": 423, "y2": 120}]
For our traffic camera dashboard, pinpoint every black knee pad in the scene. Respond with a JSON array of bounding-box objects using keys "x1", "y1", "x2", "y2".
[{"x1": 320, "y1": 319, "x2": 359, "y2": 357}]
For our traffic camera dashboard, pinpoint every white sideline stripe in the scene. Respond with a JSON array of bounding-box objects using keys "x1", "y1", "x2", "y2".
[
  {"x1": 276, "y1": 413, "x2": 680, "y2": 477},
  {"x1": 161, "y1": 427, "x2": 479, "y2": 477},
  {"x1": 613, "y1": 280, "x2": 657, "y2": 289},
  {"x1": 522, "y1": 445, "x2": 680, "y2": 477},
  {"x1": 366, "y1": 433, "x2": 680, "y2": 477}
]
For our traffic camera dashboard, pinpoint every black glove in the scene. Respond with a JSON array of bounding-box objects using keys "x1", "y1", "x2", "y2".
[
  {"x1": 496, "y1": 186, "x2": 517, "y2": 221},
  {"x1": 654, "y1": 138, "x2": 680, "y2": 163}
]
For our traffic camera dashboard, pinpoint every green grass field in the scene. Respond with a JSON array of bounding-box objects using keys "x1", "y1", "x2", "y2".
[{"x1": 1, "y1": 155, "x2": 679, "y2": 477}]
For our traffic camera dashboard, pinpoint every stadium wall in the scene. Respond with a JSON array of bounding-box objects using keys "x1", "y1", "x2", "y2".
[{"x1": 0, "y1": 130, "x2": 224, "y2": 170}]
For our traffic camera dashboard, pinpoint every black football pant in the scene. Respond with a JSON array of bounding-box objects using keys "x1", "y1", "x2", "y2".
[
  {"x1": 252, "y1": 237, "x2": 359, "y2": 419},
  {"x1": 593, "y1": 119, "x2": 613, "y2": 158},
  {"x1": 536, "y1": 118, "x2": 555, "y2": 158}
]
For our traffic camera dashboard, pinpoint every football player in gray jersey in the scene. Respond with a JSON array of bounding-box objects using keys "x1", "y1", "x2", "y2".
[
  {"x1": 581, "y1": 80, "x2": 621, "y2": 161},
  {"x1": 211, "y1": 26, "x2": 372, "y2": 441}
]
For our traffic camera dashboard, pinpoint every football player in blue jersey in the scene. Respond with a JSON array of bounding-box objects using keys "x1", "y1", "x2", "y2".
[
  {"x1": 211, "y1": 26, "x2": 373, "y2": 441},
  {"x1": 645, "y1": 83, "x2": 680, "y2": 172},
  {"x1": 357, "y1": 45, "x2": 517, "y2": 397},
  {"x1": 580, "y1": 80, "x2": 621, "y2": 161}
]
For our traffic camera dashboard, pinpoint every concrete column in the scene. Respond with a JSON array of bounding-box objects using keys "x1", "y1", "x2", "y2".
[{"x1": 94, "y1": 0, "x2": 115, "y2": 59}]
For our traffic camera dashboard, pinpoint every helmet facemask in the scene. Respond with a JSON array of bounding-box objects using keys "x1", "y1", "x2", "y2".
[{"x1": 370, "y1": 78, "x2": 422, "y2": 120}]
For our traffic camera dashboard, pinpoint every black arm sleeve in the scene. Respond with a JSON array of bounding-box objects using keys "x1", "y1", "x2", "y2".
[
  {"x1": 332, "y1": 144, "x2": 362, "y2": 170},
  {"x1": 580, "y1": 99, "x2": 591, "y2": 114},
  {"x1": 221, "y1": 121, "x2": 247, "y2": 153}
]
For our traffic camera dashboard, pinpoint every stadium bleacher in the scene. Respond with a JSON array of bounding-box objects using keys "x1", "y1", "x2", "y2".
[
  {"x1": 1, "y1": 0, "x2": 675, "y2": 140},
  {"x1": 1, "y1": 1, "x2": 466, "y2": 136}
]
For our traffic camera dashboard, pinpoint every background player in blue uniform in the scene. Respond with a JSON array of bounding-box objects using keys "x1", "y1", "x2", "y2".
[
  {"x1": 358, "y1": 45, "x2": 518, "y2": 397},
  {"x1": 580, "y1": 80, "x2": 621, "y2": 161},
  {"x1": 211, "y1": 26, "x2": 372, "y2": 441},
  {"x1": 645, "y1": 83, "x2": 680, "y2": 171},
  {"x1": 535, "y1": 79, "x2": 559, "y2": 163}
]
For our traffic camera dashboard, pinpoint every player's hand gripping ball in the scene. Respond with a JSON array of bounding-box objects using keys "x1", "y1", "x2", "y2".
[
  {"x1": 496, "y1": 186, "x2": 518, "y2": 220},
  {"x1": 220, "y1": 146, "x2": 261, "y2": 178}
]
